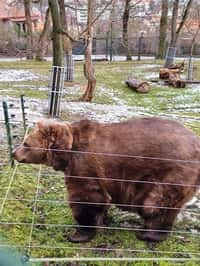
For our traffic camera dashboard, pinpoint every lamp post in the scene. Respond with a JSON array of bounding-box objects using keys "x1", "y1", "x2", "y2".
[{"x1": 138, "y1": 31, "x2": 144, "y2": 61}]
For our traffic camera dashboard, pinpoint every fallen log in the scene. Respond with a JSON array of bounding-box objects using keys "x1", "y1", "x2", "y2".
[
  {"x1": 125, "y1": 79, "x2": 150, "y2": 93},
  {"x1": 159, "y1": 68, "x2": 181, "y2": 80},
  {"x1": 167, "y1": 72, "x2": 186, "y2": 88},
  {"x1": 168, "y1": 61, "x2": 185, "y2": 71},
  {"x1": 151, "y1": 79, "x2": 200, "y2": 87},
  {"x1": 159, "y1": 62, "x2": 186, "y2": 88}
]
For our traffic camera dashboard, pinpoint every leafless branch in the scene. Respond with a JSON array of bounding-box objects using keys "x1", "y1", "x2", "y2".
[
  {"x1": 61, "y1": 29, "x2": 78, "y2": 42},
  {"x1": 61, "y1": 0, "x2": 114, "y2": 42},
  {"x1": 79, "y1": 0, "x2": 114, "y2": 37},
  {"x1": 130, "y1": 0, "x2": 142, "y2": 9},
  {"x1": 176, "y1": 0, "x2": 194, "y2": 35},
  {"x1": 64, "y1": 4, "x2": 86, "y2": 11}
]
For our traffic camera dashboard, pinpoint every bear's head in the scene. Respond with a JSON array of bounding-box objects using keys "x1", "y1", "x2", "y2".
[{"x1": 12, "y1": 119, "x2": 73, "y2": 171}]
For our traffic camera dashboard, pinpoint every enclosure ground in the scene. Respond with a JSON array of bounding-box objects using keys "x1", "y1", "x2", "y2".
[{"x1": 0, "y1": 59, "x2": 200, "y2": 265}]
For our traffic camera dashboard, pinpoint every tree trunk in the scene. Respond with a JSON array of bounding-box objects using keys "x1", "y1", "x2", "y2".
[
  {"x1": 170, "y1": 0, "x2": 194, "y2": 47},
  {"x1": 170, "y1": 0, "x2": 179, "y2": 48},
  {"x1": 122, "y1": 0, "x2": 132, "y2": 61},
  {"x1": 159, "y1": 66, "x2": 186, "y2": 88},
  {"x1": 187, "y1": 25, "x2": 200, "y2": 80},
  {"x1": 35, "y1": 7, "x2": 51, "y2": 61},
  {"x1": 159, "y1": 68, "x2": 182, "y2": 80},
  {"x1": 24, "y1": 0, "x2": 34, "y2": 59},
  {"x1": 58, "y1": 0, "x2": 73, "y2": 55},
  {"x1": 80, "y1": 0, "x2": 96, "y2": 102},
  {"x1": 48, "y1": 0, "x2": 63, "y2": 66},
  {"x1": 59, "y1": 0, "x2": 74, "y2": 81},
  {"x1": 157, "y1": 0, "x2": 168, "y2": 59},
  {"x1": 166, "y1": 0, "x2": 194, "y2": 67},
  {"x1": 48, "y1": 0, "x2": 63, "y2": 117}
]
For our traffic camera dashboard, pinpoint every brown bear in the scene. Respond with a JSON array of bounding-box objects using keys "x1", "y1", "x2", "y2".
[{"x1": 12, "y1": 117, "x2": 200, "y2": 243}]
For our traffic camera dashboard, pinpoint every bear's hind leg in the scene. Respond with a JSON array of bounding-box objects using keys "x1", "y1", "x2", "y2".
[
  {"x1": 137, "y1": 209, "x2": 179, "y2": 242},
  {"x1": 137, "y1": 169, "x2": 198, "y2": 242}
]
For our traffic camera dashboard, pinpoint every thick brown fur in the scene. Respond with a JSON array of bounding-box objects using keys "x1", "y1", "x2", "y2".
[{"x1": 13, "y1": 117, "x2": 200, "y2": 242}]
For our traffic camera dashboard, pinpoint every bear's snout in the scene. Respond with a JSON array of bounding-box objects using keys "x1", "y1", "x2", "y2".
[{"x1": 12, "y1": 146, "x2": 27, "y2": 163}]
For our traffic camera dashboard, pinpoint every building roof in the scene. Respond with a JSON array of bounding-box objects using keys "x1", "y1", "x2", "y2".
[{"x1": 0, "y1": 0, "x2": 40, "y2": 22}]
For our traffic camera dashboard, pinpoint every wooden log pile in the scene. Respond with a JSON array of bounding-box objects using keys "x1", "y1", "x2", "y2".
[
  {"x1": 159, "y1": 62, "x2": 186, "y2": 88},
  {"x1": 125, "y1": 79, "x2": 150, "y2": 93}
]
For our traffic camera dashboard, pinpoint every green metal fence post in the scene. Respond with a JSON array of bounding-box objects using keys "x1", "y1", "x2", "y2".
[
  {"x1": 2, "y1": 101, "x2": 14, "y2": 167},
  {"x1": 20, "y1": 94, "x2": 27, "y2": 132}
]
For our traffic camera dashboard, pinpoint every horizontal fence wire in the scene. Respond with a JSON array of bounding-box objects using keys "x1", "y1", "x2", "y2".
[
  {"x1": 1, "y1": 62, "x2": 200, "y2": 262},
  {"x1": 8, "y1": 172, "x2": 199, "y2": 189},
  {"x1": 29, "y1": 258, "x2": 200, "y2": 262},
  {"x1": 1, "y1": 123, "x2": 200, "y2": 262},
  {"x1": 11, "y1": 145, "x2": 200, "y2": 164},
  {"x1": 0, "y1": 222, "x2": 200, "y2": 237},
  {"x1": 0, "y1": 197, "x2": 199, "y2": 215},
  {"x1": 0, "y1": 243, "x2": 199, "y2": 258}
]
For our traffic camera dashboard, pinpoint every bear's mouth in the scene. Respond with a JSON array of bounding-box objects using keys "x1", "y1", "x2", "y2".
[
  {"x1": 18, "y1": 158, "x2": 27, "y2": 163},
  {"x1": 53, "y1": 160, "x2": 68, "y2": 171}
]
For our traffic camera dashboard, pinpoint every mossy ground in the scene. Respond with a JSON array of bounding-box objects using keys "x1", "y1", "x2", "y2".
[{"x1": 0, "y1": 59, "x2": 200, "y2": 265}]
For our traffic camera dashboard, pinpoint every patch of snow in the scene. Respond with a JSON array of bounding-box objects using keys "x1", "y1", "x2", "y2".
[
  {"x1": 61, "y1": 101, "x2": 151, "y2": 123},
  {"x1": 189, "y1": 84, "x2": 200, "y2": 92},
  {"x1": 186, "y1": 196, "x2": 199, "y2": 207},
  {"x1": 136, "y1": 64, "x2": 162, "y2": 69},
  {"x1": 145, "y1": 72, "x2": 159, "y2": 79},
  {"x1": 0, "y1": 69, "x2": 45, "y2": 82},
  {"x1": 0, "y1": 96, "x2": 46, "y2": 123},
  {"x1": 98, "y1": 87, "x2": 126, "y2": 105},
  {"x1": 64, "y1": 85, "x2": 82, "y2": 95},
  {"x1": 178, "y1": 211, "x2": 199, "y2": 223}
]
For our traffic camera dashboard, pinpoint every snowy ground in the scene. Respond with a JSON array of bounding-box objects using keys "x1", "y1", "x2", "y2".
[
  {"x1": 0, "y1": 69, "x2": 45, "y2": 82},
  {"x1": 1, "y1": 67, "x2": 200, "y2": 124}
]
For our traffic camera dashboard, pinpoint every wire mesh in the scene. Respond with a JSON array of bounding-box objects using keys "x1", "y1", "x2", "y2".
[
  {"x1": 0, "y1": 61, "x2": 200, "y2": 263},
  {"x1": 0, "y1": 143, "x2": 200, "y2": 262}
]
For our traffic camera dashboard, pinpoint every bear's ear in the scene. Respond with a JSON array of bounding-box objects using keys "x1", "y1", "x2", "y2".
[
  {"x1": 54, "y1": 123, "x2": 73, "y2": 150},
  {"x1": 36, "y1": 120, "x2": 51, "y2": 136}
]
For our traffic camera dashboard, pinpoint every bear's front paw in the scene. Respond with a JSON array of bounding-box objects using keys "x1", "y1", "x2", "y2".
[{"x1": 67, "y1": 228, "x2": 96, "y2": 243}]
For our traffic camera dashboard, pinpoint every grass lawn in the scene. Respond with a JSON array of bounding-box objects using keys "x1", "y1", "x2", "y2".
[{"x1": 0, "y1": 58, "x2": 200, "y2": 265}]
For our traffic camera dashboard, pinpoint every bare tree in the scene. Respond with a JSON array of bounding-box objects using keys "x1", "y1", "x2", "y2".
[
  {"x1": 185, "y1": 3, "x2": 200, "y2": 79},
  {"x1": 122, "y1": 0, "x2": 142, "y2": 61},
  {"x1": 171, "y1": 0, "x2": 194, "y2": 47},
  {"x1": 80, "y1": 0, "x2": 96, "y2": 102},
  {"x1": 61, "y1": 0, "x2": 113, "y2": 101},
  {"x1": 24, "y1": 0, "x2": 34, "y2": 59},
  {"x1": 45, "y1": 0, "x2": 113, "y2": 100},
  {"x1": 165, "y1": 0, "x2": 194, "y2": 66},
  {"x1": 58, "y1": 0, "x2": 74, "y2": 81},
  {"x1": 35, "y1": 7, "x2": 51, "y2": 61},
  {"x1": 157, "y1": 0, "x2": 168, "y2": 59},
  {"x1": 122, "y1": 0, "x2": 132, "y2": 60},
  {"x1": 59, "y1": 0, "x2": 73, "y2": 56},
  {"x1": 48, "y1": 0, "x2": 63, "y2": 66}
]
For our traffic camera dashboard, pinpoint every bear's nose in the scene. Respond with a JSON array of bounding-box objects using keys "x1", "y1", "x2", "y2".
[
  {"x1": 12, "y1": 145, "x2": 19, "y2": 158},
  {"x1": 12, "y1": 149, "x2": 16, "y2": 158}
]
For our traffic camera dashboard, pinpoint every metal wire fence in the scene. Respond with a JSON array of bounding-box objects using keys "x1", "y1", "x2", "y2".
[
  {"x1": 0, "y1": 130, "x2": 200, "y2": 262},
  {"x1": 0, "y1": 61, "x2": 200, "y2": 263}
]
